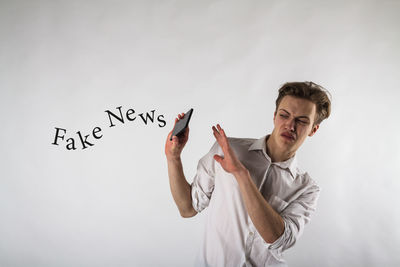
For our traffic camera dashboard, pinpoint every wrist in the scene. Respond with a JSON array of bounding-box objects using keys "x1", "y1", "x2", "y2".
[
  {"x1": 233, "y1": 166, "x2": 250, "y2": 181},
  {"x1": 167, "y1": 155, "x2": 182, "y2": 163}
]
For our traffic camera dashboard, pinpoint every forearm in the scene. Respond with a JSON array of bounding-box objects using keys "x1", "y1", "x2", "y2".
[
  {"x1": 167, "y1": 157, "x2": 197, "y2": 218},
  {"x1": 235, "y1": 169, "x2": 284, "y2": 243}
]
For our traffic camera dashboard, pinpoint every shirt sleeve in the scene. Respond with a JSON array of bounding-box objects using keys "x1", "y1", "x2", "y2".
[
  {"x1": 269, "y1": 179, "x2": 321, "y2": 253},
  {"x1": 191, "y1": 141, "x2": 220, "y2": 213}
]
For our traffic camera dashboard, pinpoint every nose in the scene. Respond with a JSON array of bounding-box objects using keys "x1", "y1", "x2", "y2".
[{"x1": 285, "y1": 119, "x2": 296, "y2": 132}]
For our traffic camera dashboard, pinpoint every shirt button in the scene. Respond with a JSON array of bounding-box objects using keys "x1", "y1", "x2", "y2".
[{"x1": 249, "y1": 232, "x2": 254, "y2": 236}]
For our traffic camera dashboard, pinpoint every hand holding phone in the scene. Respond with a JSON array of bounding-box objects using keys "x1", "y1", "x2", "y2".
[{"x1": 170, "y1": 108, "x2": 193, "y2": 141}]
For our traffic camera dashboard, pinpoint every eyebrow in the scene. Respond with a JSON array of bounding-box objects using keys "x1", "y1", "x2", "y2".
[{"x1": 279, "y1": 109, "x2": 310, "y2": 121}]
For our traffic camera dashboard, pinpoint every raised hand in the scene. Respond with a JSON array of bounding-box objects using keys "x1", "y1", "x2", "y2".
[{"x1": 212, "y1": 124, "x2": 247, "y2": 176}]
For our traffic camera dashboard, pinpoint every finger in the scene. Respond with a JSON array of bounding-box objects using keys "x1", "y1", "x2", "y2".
[
  {"x1": 217, "y1": 124, "x2": 226, "y2": 137},
  {"x1": 213, "y1": 129, "x2": 225, "y2": 150},
  {"x1": 212, "y1": 125, "x2": 220, "y2": 136},
  {"x1": 168, "y1": 131, "x2": 178, "y2": 143},
  {"x1": 213, "y1": 154, "x2": 224, "y2": 163},
  {"x1": 212, "y1": 129, "x2": 219, "y2": 140},
  {"x1": 215, "y1": 125, "x2": 227, "y2": 145},
  {"x1": 212, "y1": 126, "x2": 221, "y2": 142},
  {"x1": 213, "y1": 125, "x2": 231, "y2": 154},
  {"x1": 167, "y1": 131, "x2": 173, "y2": 142},
  {"x1": 184, "y1": 127, "x2": 190, "y2": 138}
]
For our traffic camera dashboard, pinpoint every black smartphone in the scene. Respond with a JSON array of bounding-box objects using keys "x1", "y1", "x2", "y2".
[{"x1": 170, "y1": 108, "x2": 193, "y2": 141}]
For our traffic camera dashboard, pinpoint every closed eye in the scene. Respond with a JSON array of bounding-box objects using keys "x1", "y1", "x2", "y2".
[{"x1": 296, "y1": 119, "x2": 309, "y2": 125}]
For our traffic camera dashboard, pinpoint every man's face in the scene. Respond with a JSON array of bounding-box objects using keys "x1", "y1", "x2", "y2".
[{"x1": 271, "y1": 95, "x2": 319, "y2": 154}]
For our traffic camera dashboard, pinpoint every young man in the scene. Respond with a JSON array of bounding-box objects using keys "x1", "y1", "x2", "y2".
[{"x1": 165, "y1": 82, "x2": 331, "y2": 266}]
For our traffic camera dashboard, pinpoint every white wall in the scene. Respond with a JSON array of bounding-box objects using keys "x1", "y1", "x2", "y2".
[{"x1": 1, "y1": 1, "x2": 399, "y2": 266}]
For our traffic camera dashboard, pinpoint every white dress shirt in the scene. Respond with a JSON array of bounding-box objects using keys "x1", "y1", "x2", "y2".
[{"x1": 191, "y1": 135, "x2": 320, "y2": 267}]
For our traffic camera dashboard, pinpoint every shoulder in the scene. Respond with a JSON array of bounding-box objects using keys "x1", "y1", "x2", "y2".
[
  {"x1": 226, "y1": 137, "x2": 256, "y2": 149},
  {"x1": 205, "y1": 137, "x2": 256, "y2": 160},
  {"x1": 224, "y1": 137, "x2": 258, "y2": 161}
]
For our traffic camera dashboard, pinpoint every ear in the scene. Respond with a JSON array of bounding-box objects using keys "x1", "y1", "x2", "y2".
[
  {"x1": 273, "y1": 111, "x2": 277, "y2": 122},
  {"x1": 308, "y1": 124, "x2": 319, "y2": 137}
]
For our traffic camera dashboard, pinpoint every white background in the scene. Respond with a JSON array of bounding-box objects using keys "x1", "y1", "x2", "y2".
[{"x1": 1, "y1": 1, "x2": 399, "y2": 266}]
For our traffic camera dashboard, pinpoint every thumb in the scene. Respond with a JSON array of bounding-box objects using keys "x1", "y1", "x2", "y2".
[{"x1": 213, "y1": 154, "x2": 224, "y2": 163}]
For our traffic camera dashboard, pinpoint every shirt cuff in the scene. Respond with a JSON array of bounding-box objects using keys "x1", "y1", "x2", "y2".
[
  {"x1": 267, "y1": 219, "x2": 288, "y2": 251},
  {"x1": 191, "y1": 182, "x2": 211, "y2": 213}
]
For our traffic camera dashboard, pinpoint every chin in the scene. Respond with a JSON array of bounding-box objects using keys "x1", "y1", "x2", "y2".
[
  {"x1": 278, "y1": 139, "x2": 293, "y2": 149},
  {"x1": 280, "y1": 137, "x2": 297, "y2": 148}
]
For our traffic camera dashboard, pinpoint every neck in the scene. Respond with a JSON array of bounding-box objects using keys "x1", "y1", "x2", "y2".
[{"x1": 266, "y1": 135, "x2": 295, "y2": 162}]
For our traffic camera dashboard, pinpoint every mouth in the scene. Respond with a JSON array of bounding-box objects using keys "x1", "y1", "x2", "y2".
[{"x1": 281, "y1": 132, "x2": 296, "y2": 141}]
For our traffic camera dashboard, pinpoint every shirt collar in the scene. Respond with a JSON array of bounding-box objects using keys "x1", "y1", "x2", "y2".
[{"x1": 248, "y1": 135, "x2": 298, "y2": 179}]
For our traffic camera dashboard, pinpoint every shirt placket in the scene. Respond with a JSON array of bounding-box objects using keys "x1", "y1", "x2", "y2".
[
  {"x1": 244, "y1": 226, "x2": 255, "y2": 266},
  {"x1": 258, "y1": 162, "x2": 272, "y2": 191}
]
